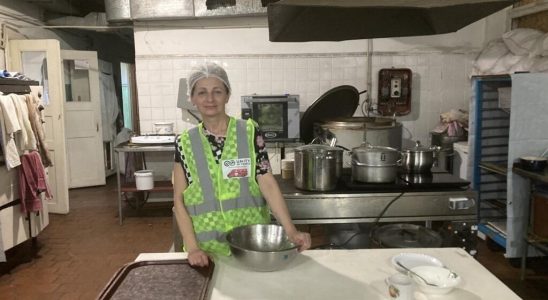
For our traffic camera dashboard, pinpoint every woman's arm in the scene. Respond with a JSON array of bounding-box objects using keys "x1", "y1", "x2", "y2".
[
  {"x1": 173, "y1": 162, "x2": 210, "y2": 266},
  {"x1": 257, "y1": 172, "x2": 311, "y2": 251}
]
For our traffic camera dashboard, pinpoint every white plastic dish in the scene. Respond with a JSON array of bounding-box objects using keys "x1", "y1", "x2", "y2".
[
  {"x1": 409, "y1": 265, "x2": 461, "y2": 295},
  {"x1": 391, "y1": 253, "x2": 444, "y2": 274}
]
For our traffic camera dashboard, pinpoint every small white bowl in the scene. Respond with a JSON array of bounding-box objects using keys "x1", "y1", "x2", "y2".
[{"x1": 409, "y1": 265, "x2": 461, "y2": 295}]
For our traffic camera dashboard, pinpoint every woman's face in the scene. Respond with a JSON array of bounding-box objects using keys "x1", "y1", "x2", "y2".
[{"x1": 191, "y1": 77, "x2": 230, "y2": 118}]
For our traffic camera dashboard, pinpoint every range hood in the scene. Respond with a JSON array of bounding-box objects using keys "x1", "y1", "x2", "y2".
[
  {"x1": 267, "y1": 0, "x2": 515, "y2": 42},
  {"x1": 105, "y1": 0, "x2": 268, "y2": 22}
]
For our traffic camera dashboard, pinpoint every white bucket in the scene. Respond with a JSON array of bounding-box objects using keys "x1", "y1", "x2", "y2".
[
  {"x1": 153, "y1": 122, "x2": 174, "y2": 134},
  {"x1": 135, "y1": 170, "x2": 154, "y2": 190}
]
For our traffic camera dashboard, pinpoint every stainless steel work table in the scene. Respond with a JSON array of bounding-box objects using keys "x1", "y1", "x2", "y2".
[
  {"x1": 275, "y1": 175, "x2": 478, "y2": 225},
  {"x1": 114, "y1": 143, "x2": 175, "y2": 225}
]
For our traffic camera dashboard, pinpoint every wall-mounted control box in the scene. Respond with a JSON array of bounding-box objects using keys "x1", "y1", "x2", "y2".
[{"x1": 378, "y1": 68, "x2": 412, "y2": 116}]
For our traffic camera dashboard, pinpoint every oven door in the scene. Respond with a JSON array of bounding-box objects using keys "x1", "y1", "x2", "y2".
[{"x1": 251, "y1": 100, "x2": 288, "y2": 140}]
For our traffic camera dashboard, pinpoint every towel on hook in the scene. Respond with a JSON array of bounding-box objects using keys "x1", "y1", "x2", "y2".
[
  {"x1": 18, "y1": 151, "x2": 53, "y2": 214},
  {"x1": 0, "y1": 94, "x2": 22, "y2": 169},
  {"x1": 24, "y1": 94, "x2": 52, "y2": 167},
  {"x1": 10, "y1": 94, "x2": 37, "y2": 152}
]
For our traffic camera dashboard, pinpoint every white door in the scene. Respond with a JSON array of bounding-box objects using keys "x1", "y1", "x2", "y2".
[
  {"x1": 61, "y1": 50, "x2": 106, "y2": 188},
  {"x1": 8, "y1": 39, "x2": 69, "y2": 214}
]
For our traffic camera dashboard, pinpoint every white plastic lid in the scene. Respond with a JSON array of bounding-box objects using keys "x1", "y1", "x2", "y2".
[{"x1": 135, "y1": 170, "x2": 153, "y2": 176}]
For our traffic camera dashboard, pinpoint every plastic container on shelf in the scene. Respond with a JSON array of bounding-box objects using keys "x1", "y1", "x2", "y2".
[{"x1": 135, "y1": 170, "x2": 154, "y2": 190}]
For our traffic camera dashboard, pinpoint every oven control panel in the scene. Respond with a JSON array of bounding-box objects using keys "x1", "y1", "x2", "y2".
[{"x1": 378, "y1": 68, "x2": 412, "y2": 116}]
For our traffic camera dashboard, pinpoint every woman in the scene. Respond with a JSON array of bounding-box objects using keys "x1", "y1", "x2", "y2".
[{"x1": 173, "y1": 62, "x2": 311, "y2": 267}]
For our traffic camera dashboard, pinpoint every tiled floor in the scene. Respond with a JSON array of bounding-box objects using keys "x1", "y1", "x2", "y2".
[{"x1": 1, "y1": 176, "x2": 547, "y2": 299}]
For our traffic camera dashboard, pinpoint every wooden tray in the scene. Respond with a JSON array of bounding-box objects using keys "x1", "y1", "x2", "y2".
[{"x1": 97, "y1": 259, "x2": 214, "y2": 300}]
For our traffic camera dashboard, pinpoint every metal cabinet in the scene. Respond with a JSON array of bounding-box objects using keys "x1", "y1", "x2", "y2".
[{"x1": 470, "y1": 75, "x2": 511, "y2": 249}]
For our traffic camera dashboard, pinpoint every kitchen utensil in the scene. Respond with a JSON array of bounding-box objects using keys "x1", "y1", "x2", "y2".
[
  {"x1": 408, "y1": 265, "x2": 461, "y2": 295},
  {"x1": 401, "y1": 141, "x2": 439, "y2": 173},
  {"x1": 226, "y1": 224, "x2": 298, "y2": 272},
  {"x1": 519, "y1": 156, "x2": 547, "y2": 172},
  {"x1": 396, "y1": 261, "x2": 438, "y2": 287},
  {"x1": 391, "y1": 253, "x2": 444, "y2": 274},
  {"x1": 97, "y1": 259, "x2": 214, "y2": 300},
  {"x1": 294, "y1": 144, "x2": 343, "y2": 191},
  {"x1": 317, "y1": 117, "x2": 403, "y2": 168},
  {"x1": 351, "y1": 143, "x2": 400, "y2": 183}
]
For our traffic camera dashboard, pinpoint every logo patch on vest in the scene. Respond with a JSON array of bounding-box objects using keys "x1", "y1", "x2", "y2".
[{"x1": 221, "y1": 158, "x2": 252, "y2": 179}]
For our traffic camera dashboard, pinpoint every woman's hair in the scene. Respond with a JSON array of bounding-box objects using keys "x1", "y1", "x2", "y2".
[{"x1": 187, "y1": 62, "x2": 231, "y2": 96}]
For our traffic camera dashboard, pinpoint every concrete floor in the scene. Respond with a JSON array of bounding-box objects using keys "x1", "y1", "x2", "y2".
[{"x1": 1, "y1": 176, "x2": 547, "y2": 299}]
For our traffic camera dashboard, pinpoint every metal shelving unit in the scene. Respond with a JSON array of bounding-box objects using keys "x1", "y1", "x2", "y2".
[{"x1": 471, "y1": 75, "x2": 512, "y2": 249}]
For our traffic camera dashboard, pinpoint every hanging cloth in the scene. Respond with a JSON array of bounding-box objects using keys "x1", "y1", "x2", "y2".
[{"x1": 0, "y1": 94, "x2": 22, "y2": 169}]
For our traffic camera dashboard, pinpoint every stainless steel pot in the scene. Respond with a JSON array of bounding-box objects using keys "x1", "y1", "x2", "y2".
[
  {"x1": 317, "y1": 117, "x2": 403, "y2": 168},
  {"x1": 294, "y1": 144, "x2": 343, "y2": 191},
  {"x1": 351, "y1": 144, "x2": 400, "y2": 183},
  {"x1": 401, "y1": 141, "x2": 440, "y2": 174}
]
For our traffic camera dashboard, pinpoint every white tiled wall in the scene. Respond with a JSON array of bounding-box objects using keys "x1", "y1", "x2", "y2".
[{"x1": 136, "y1": 52, "x2": 474, "y2": 149}]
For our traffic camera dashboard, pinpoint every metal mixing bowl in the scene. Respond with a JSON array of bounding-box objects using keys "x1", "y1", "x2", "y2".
[{"x1": 226, "y1": 224, "x2": 298, "y2": 272}]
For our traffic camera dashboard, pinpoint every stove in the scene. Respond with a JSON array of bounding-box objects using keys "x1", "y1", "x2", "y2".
[
  {"x1": 340, "y1": 170, "x2": 470, "y2": 192},
  {"x1": 277, "y1": 169, "x2": 478, "y2": 253}
]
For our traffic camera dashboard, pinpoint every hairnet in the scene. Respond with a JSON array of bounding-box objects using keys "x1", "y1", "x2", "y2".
[{"x1": 187, "y1": 62, "x2": 231, "y2": 96}]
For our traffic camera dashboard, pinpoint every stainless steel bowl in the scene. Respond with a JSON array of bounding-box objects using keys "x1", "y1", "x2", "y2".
[{"x1": 226, "y1": 224, "x2": 298, "y2": 272}]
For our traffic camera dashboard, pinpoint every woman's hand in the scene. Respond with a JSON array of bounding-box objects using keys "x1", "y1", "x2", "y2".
[
  {"x1": 288, "y1": 231, "x2": 312, "y2": 252},
  {"x1": 187, "y1": 248, "x2": 210, "y2": 267}
]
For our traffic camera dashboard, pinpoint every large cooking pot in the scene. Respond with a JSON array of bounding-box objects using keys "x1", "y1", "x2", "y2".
[
  {"x1": 317, "y1": 117, "x2": 403, "y2": 168},
  {"x1": 294, "y1": 144, "x2": 343, "y2": 191},
  {"x1": 351, "y1": 144, "x2": 400, "y2": 183},
  {"x1": 401, "y1": 141, "x2": 440, "y2": 174}
]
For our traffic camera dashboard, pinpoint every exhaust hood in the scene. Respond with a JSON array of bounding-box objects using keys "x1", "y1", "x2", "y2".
[
  {"x1": 267, "y1": 0, "x2": 515, "y2": 42},
  {"x1": 105, "y1": 0, "x2": 268, "y2": 22}
]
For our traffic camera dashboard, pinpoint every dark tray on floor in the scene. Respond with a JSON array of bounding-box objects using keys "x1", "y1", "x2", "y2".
[{"x1": 97, "y1": 259, "x2": 214, "y2": 300}]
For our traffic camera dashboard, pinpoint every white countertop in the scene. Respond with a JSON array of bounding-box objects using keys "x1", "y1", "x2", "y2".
[{"x1": 136, "y1": 248, "x2": 520, "y2": 300}]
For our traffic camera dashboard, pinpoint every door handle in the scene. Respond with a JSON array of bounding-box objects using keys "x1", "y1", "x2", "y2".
[{"x1": 96, "y1": 123, "x2": 99, "y2": 132}]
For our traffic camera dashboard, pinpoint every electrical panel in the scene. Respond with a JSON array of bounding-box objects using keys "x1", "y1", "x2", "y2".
[{"x1": 377, "y1": 68, "x2": 412, "y2": 116}]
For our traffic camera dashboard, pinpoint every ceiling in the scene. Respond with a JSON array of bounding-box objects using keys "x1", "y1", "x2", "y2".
[{"x1": 25, "y1": 0, "x2": 106, "y2": 19}]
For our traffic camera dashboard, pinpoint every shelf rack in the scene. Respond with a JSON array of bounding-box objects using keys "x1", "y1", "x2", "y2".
[
  {"x1": 114, "y1": 143, "x2": 175, "y2": 225},
  {"x1": 471, "y1": 75, "x2": 512, "y2": 248}
]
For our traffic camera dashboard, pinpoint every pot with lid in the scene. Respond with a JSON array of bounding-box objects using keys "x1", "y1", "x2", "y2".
[
  {"x1": 318, "y1": 117, "x2": 403, "y2": 168},
  {"x1": 294, "y1": 144, "x2": 343, "y2": 191},
  {"x1": 351, "y1": 143, "x2": 400, "y2": 183},
  {"x1": 401, "y1": 141, "x2": 440, "y2": 174}
]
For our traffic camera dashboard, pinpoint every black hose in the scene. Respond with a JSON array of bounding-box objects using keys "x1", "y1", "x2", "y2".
[{"x1": 311, "y1": 192, "x2": 405, "y2": 249}]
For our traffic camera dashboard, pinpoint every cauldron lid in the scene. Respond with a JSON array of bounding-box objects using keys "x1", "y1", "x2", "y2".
[
  {"x1": 300, "y1": 85, "x2": 359, "y2": 144},
  {"x1": 372, "y1": 223, "x2": 442, "y2": 248}
]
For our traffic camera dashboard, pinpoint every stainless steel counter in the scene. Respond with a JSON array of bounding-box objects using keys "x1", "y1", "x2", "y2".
[{"x1": 276, "y1": 175, "x2": 477, "y2": 225}]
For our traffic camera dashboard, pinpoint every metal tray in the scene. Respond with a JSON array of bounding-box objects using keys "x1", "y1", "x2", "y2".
[{"x1": 97, "y1": 259, "x2": 214, "y2": 300}]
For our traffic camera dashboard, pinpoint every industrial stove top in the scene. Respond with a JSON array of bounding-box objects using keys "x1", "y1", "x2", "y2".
[
  {"x1": 277, "y1": 168, "x2": 470, "y2": 195},
  {"x1": 340, "y1": 169, "x2": 470, "y2": 192}
]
